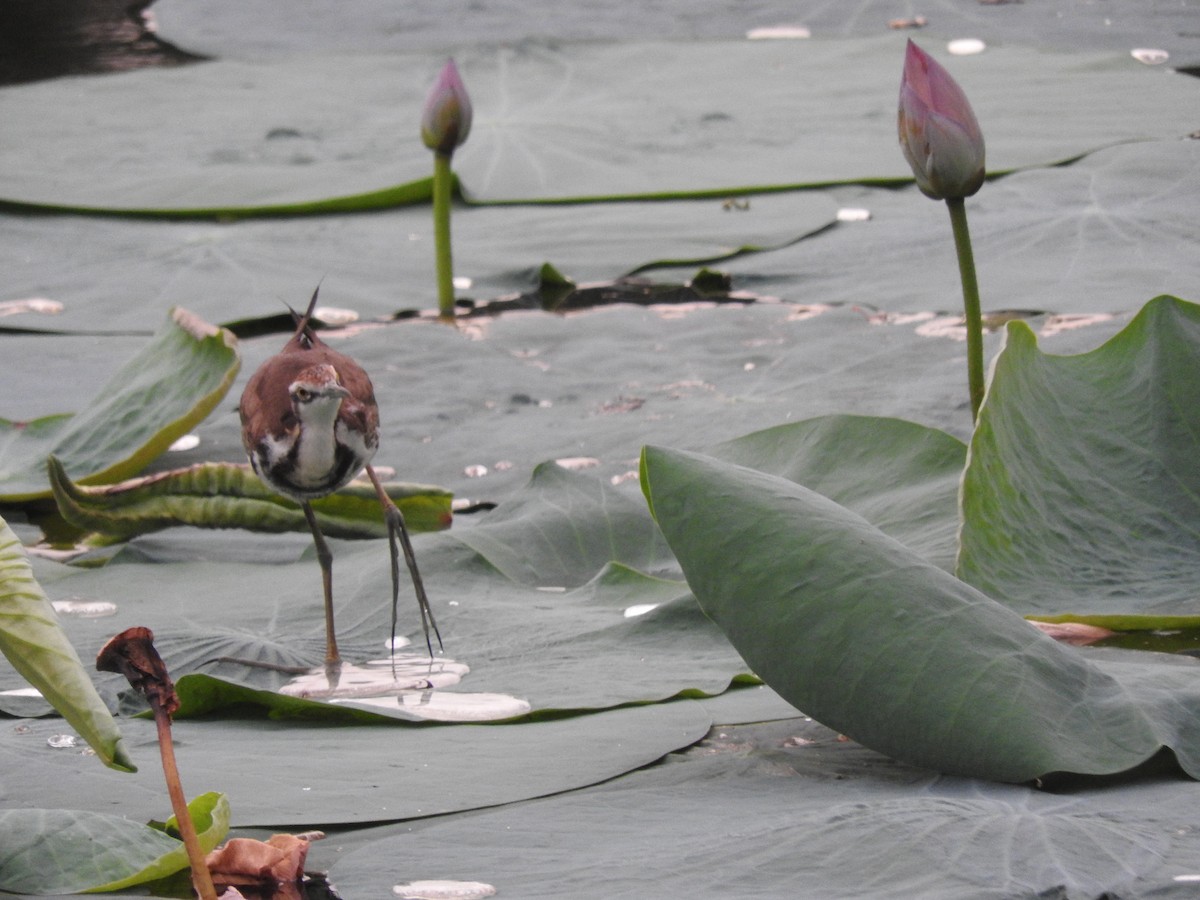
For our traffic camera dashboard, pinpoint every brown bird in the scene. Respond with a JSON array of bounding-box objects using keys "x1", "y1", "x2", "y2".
[{"x1": 239, "y1": 287, "x2": 441, "y2": 670}]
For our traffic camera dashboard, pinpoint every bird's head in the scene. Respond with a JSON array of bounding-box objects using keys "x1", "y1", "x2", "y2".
[{"x1": 289, "y1": 364, "x2": 350, "y2": 417}]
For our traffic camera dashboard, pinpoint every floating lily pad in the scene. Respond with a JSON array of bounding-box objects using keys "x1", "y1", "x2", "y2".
[
  {"x1": 0, "y1": 38, "x2": 1193, "y2": 213},
  {"x1": 0, "y1": 704, "x2": 711, "y2": 827},
  {"x1": 1, "y1": 470, "x2": 744, "y2": 721},
  {"x1": 448, "y1": 461, "x2": 675, "y2": 587},
  {"x1": 5, "y1": 142, "x2": 1191, "y2": 334},
  {"x1": 0, "y1": 514, "x2": 132, "y2": 771},
  {"x1": 0, "y1": 308, "x2": 240, "y2": 503},
  {"x1": 0, "y1": 192, "x2": 839, "y2": 332},
  {"x1": 959, "y1": 295, "x2": 1200, "y2": 625},
  {"x1": 0, "y1": 791, "x2": 228, "y2": 894},
  {"x1": 641, "y1": 442, "x2": 1200, "y2": 782},
  {"x1": 634, "y1": 296, "x2": 1200, "y2": 782},
  {"x1": 709, "y1": 415, "x2": 966, "y2": 571},
  {"x1": 1, "y1": 5, "x2": 1198, "y2": 899},
  {"x1": 727, "y1": 140, "x2": 1200, "y2": 317},
  {"x1": 47, "y1": 457, "x2": 453, "y2": 544},
  {"x1": 323, "y1": 719, "x2": 1200, "y2": 899},
  {"x1": 154, "y1": 0, "x2": 1200, "y2": 65}
]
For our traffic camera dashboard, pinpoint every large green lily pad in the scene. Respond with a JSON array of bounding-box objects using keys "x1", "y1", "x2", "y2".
[
  {"x1": 0, "y1": 191, "x2": 839, "y2": 332},
  {"x1": 0, "y1": 514, "x2": 132, "y2": 771},
  {"x1": 150, "y1": 302, "x2": 1014, "y2": 509},
  {"x1": 155, "y1": 0, "x2": 1200, "y2": 64},
  {"x1": 1, "y1": 466, "x2": 743, "y2": 721},
  {"x1": 636, "y1": 296, "x2": 1200, "y2": 783},
  {"x1": 959, "y1": 295, "x2": 1200, "y2": 624},
  {"x1": 0, "y1": 703, "x2": 711, "y2": 827},
  {"x1": 323, "y1": 718, "x2": 1200, "y2": 899},
  {"x1": 710, "y1": 415, "x2": 965, "y2": 570},
  {"x1": 3, "y1": 140, "x2": 1197, "y2": 334},
  {"x1": 641, "y1": 443, "x2": 1200, "y2": 782},
  {"x1": 0, "y1": 38, "x2": 1192, "y2": 213},
  {"x1": 1, "y1": 4, "x2": 1198, "y2": 898},
  {"x1": 0, "y1": 792, "x2": 228, "y2": 894},
  {"x1": 0, "y1": 308, "x2": 239, "y2": 502},
  {"x1": 726, "y1": 140, "x2": 1200, "y2": 317},
  {"x1": 46, "y1": 457, "x2": 452, "y2": 543}
]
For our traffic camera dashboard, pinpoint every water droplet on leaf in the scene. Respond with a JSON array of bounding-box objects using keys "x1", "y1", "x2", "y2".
[
  {"x1": 915, "y1": 316, "x2": 969, "y2": 341},
  {"x1": 947, "y1": 38, "x2": 986, "y2": 55},
  {"x1": 1039, "y1": 313, "x2": 1114, "y2": 338},
  {"x1": 167, "y1": 434, "x2": 200, "y2": 452},
  {"x1": 888, "y1": 16, "x2": 927, "y2": 29},
  {"x1": 746, "y1": 25, "x2": 811, "y2": 39},
  {"x1": 344, "y1": 691, "x2": 532, "y2": 722},
  {"x1": 393, "y1": 881, "x2": 497, "y2": 900},
  {"x1": 1131, "y1": 48, "x2": 1169, "y2": 65},
  {"x1": 0, "y1": 297, "x2": 63, "y2": 317},
  {"x1": 52, "y1": 599, "x2": 118, "y2": 618},
  {"x1": 554, "y1": 456, "x2": 600, "y2": 471},
  {"x1": 312, "y1": 306, "x2": 359, "y2": 326},
  {"x1": 836, "y1": 208, "x2": 871, "y2": 222}
]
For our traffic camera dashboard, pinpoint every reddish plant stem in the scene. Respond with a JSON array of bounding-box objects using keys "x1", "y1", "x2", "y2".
[{"x1": 154, "y1": 708, "x2": 218, "y2": 900}]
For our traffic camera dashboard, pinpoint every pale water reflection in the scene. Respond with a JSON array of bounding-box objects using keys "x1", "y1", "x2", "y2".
[
  {"x1": 51, "y1": 599, "x2": 118, "y2": 618},
  {"x1": 393, "y1": 881, "x2": 497, "y2": 899},
  {"x1": 342, "y1": 691, "x2": 532, "y2": 722},
  {"x1": 279, "y1": 656, "x2": 532, "y2": 722},
  {"x1": 279, "y1": 656, "x2": 467, "y2": 698}
]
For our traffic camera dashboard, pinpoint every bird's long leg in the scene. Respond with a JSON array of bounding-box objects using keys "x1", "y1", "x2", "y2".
[
  {"x1": 366, "y1": 465, "x2": 443, "y2": 657},
  {"x1": 300, "y1": 501, "x2": 341, "y2": 678}
]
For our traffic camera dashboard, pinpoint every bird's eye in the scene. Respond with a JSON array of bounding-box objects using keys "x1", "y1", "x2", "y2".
[{"x1": 294, "y1": 388, "x2": 312, "y2": 402}]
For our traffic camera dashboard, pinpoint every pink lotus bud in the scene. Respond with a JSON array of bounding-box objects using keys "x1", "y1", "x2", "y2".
[
  {"x1": 421, "y1": 58, "x2": 473, "y2": 156},
  {"x1": 898, "y1": 40, "x2": 986, "y2": 200}
]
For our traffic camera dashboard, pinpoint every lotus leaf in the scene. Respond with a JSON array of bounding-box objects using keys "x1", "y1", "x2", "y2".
[
  {"x1": 0, "y1": 39, "x2": 1193, "y2": 212},
  {"x1": 959, "y1": 295, "x2": 1200, "y2": 625},
  {"x1": 0, "y1": 514, "x2": 132, "y2": 772},
  {"x1": 0, "y1": 792, "x2": 228, "y2": 894},
  {"x1": 0, "y1": 309, "x2": 240, "y2": 503},
  {"x1": 47, "y1": 456, "x2": 453, "y2": 543}
]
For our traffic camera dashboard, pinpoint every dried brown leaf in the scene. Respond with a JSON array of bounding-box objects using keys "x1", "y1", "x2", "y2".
[{"x1": 95, "y1": 626, "x2": 179, "y2": 715}]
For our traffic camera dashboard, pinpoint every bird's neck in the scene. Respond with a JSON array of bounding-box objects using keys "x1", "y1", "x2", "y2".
[{"x1": 291, "y1": 398, "x2": 344, "y2": 488}]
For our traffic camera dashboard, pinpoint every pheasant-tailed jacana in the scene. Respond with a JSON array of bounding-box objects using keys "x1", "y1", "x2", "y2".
[{"x1": 239, "y1": 288, "x2": 441, "y2": 669}]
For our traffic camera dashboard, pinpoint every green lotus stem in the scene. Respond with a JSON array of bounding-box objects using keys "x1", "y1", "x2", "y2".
[
  {"x1": 421, "y1": 59, "x2": 471, "y2": 320},
  {"x1": 898, "y1": 41, "x2": 988, "y2": 422},
  {"x1": 433, "y1": 151, "x2": 456, "y2": 320},
  {"x1": 946, "y1": 197, "x2": 984, "y2": 422}
]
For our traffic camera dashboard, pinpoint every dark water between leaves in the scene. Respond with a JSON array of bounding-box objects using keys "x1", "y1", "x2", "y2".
[{"x1": 0, "y1": 0, "x2": 201, "y2": 85}]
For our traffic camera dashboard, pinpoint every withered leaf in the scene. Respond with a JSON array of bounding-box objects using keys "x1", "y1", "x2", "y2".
[{"x1": 96, "y1": 626, "x2": 179, "y2": 715}]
